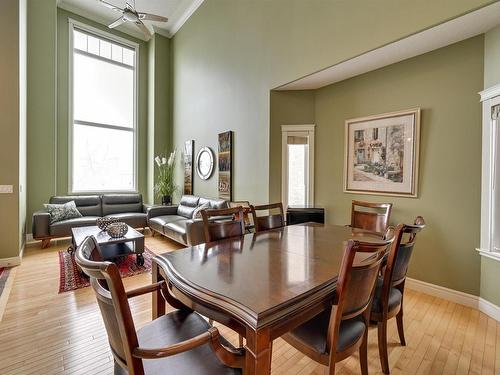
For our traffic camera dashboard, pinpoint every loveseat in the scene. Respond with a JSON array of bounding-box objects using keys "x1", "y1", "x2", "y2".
[
  {"x1": 33, "y1": 194, "x2": 149, "y2": 248},
  {"x1": 147, "y1": 195, "x2": 228, "y2": 246}
]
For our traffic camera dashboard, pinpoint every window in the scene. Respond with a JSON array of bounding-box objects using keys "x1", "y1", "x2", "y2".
[
  {"x1": 69, "y1": 22, "x2": 138, "y2": 192},
  {"x1": 281, "y1": 125, "x2": 315, "y2": 209}
]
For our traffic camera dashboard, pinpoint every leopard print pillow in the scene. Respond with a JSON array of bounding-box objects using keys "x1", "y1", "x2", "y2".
[{"x1": 44, "y1": 201, "x2": 82, "y2": 224}]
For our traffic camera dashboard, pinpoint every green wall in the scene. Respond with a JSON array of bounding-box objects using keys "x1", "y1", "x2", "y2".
[
  {"x1": 171, "y1": 0, "x2": 493, "y2": 205},
  {"x1": 274, "y1": 37, "x2": 483, "y2": 296},
  {"x1": 0, "y1": 0, "x2": 26, "y2": 260},
  {"x1": 480, "y1": 24, "x2": 500, "y2": 306}
]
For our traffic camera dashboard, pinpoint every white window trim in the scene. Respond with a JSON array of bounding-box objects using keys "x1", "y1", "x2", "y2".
[
  {"x1": 67, "y1": 18, "x2": 139, "y2": 194},
  {"x1": 281, "y1": 124, "x2": 315, "y2": 210},
  {"x1": 477, "y1": 83, "x2": 500, "y2": 262}
]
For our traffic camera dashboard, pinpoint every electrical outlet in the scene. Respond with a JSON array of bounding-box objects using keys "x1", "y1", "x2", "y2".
[{"x1": 0, "y1": 185, "x2": 14, "y2": 194}]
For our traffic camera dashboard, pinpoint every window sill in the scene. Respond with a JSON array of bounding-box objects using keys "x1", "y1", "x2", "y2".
[{"x1": 476, "y1": 248, "x2": 500, "y2": 262}]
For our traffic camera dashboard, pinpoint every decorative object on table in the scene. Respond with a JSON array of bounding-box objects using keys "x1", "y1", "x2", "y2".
[
  {"x1": 58, "y1": 247, "x2": 154, "y2": 293},
  {"x1": 183, "y1": 140, "x2": 194, "y2": 195},
  {"x1": 195, "y1": 146, "x2": 214, "y2": 180},
  {"x1": 344, "y1": 108, "x2": 420, "y2": 197},
  {"x1": 154, "y1": 150, "x2": 177, "y2": 205},
  {"x1": 44, "y1": 200, "x2": 82, "y2": 224},
  {"x1": 218, "y1": 131, "x2": 233, "y2": 201},
  {"x1": 96, "y1": 216, "x2": 119, "y2": 231},
  {"x1": 106, "y1": 222, "x2": 129, "y2": 238}
]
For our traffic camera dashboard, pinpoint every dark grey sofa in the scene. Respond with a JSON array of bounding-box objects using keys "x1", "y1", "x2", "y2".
[
  {"x1": 33, "y1": 194, "x2": 149, "y2": 248},
  {"x1": 148, "y1": 195, "x2": 228, "y2": 246}
]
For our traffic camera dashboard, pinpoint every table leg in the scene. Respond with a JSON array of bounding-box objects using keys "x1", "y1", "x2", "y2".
[
  {"x1": 152, "y1": 261, "x2": 165, "y2": 320},
  {"x1": 245, "y1": 327, "x2": 272, "y2": 375}
]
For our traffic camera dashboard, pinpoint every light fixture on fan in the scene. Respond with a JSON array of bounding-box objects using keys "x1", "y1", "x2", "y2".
[{"x1": 99, "y1": 0, "x2": 168, "y2": 39}]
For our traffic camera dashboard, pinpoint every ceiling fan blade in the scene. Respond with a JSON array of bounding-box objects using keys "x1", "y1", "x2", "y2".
[
  {"x1": 135, "y1": 20, "x2": 152, "y2": 39},
  {"x1": 99, "y1": 0, "x2": 123, "y2": 11},
  {"x1": 108, "y1": 17, "x2": 126, "y2": 29},
  {"x1": 138, "y1": 13, "x2": 168, "y2": 23}
]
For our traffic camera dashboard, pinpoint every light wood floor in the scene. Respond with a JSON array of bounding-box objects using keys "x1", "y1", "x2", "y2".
[{"x1": 0, "y1": 234, "x2": 498, "y2": 375}]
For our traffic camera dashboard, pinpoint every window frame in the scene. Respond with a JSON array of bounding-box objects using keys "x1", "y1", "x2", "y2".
[{"x1": 68, "y1": 19, "x2": 139, "y2": 194}]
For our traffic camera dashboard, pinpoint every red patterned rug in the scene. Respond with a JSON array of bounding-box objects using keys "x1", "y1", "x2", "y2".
[{"x1": 58, "y1": 248, "x2": 155, "y2": 293}]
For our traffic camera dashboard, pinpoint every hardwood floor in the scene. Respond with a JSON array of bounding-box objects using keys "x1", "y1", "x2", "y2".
[{"x1": 0, "y1": 233, "x2": 498, "y2": 374}]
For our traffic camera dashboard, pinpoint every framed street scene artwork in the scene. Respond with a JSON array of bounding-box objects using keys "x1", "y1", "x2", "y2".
[
  {"x1": 344, "y1": 108, "x2": 420, "y2": 197},
  {"x1": 218, "y1": 131, "x2": 233, "y2": 201},
  {"x1": 183, "y1": 140, "x2": 194, "y2": 195}
]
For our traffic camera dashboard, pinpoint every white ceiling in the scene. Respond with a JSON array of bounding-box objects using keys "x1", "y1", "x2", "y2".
[
  {"x1": 57, "y1": 0, "x2": 204, "y2": 39},
  {"x1": 276, "y1": 2, "x2": 500, "y2": 90}
]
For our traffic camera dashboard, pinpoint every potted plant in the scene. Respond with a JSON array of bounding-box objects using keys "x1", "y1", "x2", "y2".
[{"x1": 154, "y1": 150, "x2": 177, "y2": 205}]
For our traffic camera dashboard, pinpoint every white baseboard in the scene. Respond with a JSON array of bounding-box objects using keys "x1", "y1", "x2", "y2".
[
  {"x1": 406, "y1": 277, "x2": 500, "y2": 322},
  {"x1": 0, "y1": 255, "x2": 21, "y2": 268}
]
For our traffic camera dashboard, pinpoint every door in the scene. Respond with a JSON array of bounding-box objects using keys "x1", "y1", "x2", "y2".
[{"x1": 281, "y1": 125, "x2": 315, "y2": 210}]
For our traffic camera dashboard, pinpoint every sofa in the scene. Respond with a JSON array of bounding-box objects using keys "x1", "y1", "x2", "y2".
[
  {"x1": 33, "y1": 194, "x2": 150, "y2": 248},
  {"x1": 147, "y1": 195, "x2": 228, "y2": 246}
]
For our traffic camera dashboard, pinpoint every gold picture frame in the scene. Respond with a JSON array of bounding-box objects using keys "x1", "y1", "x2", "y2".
[{"x1": 344, "y1": 108, "x2": 421, "y2": 197}]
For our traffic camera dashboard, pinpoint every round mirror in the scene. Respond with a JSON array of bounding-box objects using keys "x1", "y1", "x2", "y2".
[{"x1": 196, "y1": 147, "x2": 214, "y2": 180}]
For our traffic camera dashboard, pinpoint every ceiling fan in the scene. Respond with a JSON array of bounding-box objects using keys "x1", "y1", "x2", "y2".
[{"x1": 99, "y1": 0, "x2": 168, "y2": 39}]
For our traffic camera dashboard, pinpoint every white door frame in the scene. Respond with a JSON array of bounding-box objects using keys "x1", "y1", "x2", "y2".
[{"x1": 281, "y1": 124, "x2": 315, "y2": 210}]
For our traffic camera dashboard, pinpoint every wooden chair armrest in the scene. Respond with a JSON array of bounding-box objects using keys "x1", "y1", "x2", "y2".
[
  {"x1": 126, "y1": 281, "x2": 163, "y2": 299},
  {"x1": 133, "y1": 327, "x2": 245, "y2": 368}
]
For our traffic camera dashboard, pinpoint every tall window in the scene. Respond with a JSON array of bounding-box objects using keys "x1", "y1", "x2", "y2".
[{"x1": 70, "y1": 22, "x2": 137, "y2": 192}]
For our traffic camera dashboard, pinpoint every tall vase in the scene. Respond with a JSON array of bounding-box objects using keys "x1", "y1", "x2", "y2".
[{"x1": 162, "y1": 195, "x2": 172, "y2": 205}]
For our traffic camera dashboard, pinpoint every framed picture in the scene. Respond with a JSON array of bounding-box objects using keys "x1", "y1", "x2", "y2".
[
  {"x1": 344, "y1": 108, "x2": 420, "y2": 197},
  {"x1": 183, "y1": 140, "x2": 194, "y2": 195},
  {"x1": 218, "y1": 131, "x2": 233, "y2": 201}
]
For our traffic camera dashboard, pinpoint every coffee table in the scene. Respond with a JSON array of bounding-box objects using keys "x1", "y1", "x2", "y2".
[{"x1": 70, "y1": 225, "x2": 145, "y2": 266}]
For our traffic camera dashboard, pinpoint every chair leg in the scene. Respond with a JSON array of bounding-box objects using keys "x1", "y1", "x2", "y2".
[
  {"x1": 151, "y1": 230, "x2": 156, "y2": 237},
  {"x1": 359, "y1": 329, "x2": 368, "y2": 375},
  {"x1": 396, "y1": 308, "x2": 406, "y2": 346},
  {"x1": 377, "y1": 320, "x2": 390, "y2": 374},
  {"x1": 238, "y1": 334, "x2": 244, "y2": 348}
]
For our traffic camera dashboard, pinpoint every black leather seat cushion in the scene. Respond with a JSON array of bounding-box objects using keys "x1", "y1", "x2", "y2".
[
  {"x1": 50, "y1": 216, "x2": 99, "y2": 237},
  {"x1": 287, "y1": 309, "x2": 366, "y2": 354},
  {"x1": 116, "y1": 310, "x2": 241, "y2": 375},
  {"x1": 371, "y1": 276, "x2": 403, "y2": 313},
  {"x1": 106, "y1": 212, "x2": 147, "y2": 228}
]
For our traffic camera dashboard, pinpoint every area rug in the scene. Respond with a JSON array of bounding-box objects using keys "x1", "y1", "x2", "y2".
[{"x1": 58, "y1": 248, "x2": 155, "y2": 293}]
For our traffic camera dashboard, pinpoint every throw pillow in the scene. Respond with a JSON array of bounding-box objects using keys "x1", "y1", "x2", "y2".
[
  {"x1": 192, "y1": 202, "x2": 211, "y2": 219},
  {"x1": 44, "y1": 201, "x2": 83, "y2": 224}
]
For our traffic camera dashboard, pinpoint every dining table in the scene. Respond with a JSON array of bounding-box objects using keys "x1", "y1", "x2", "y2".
[{"x1": 151, "y1": 223, "x2": 386, "y2": 375}]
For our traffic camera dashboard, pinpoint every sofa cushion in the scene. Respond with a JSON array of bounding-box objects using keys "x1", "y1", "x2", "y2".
[
  {"x1": 199, "y1": 197, "x2": 228, "y2": 209},
  {"x1": 102, "y1": 194, "x2": 143, "y2": 216},
  {"x1": 50, "y1": 195, "x2": 101, "y2": 216},
  {"x1": 164, "y1": 220, "x2": 189, "y2": 244},
  {"x1": 50, "y1": 216, "x2": 99, "y2": 237},
  {"x1": 149, "y1": 215, "x2": 186, "y2": 234},
  {"x1": 178, "y1": 195, "x2": 200, "y2": 219},
  {"x1": 105, "y1": 212, "x2": 147, "y2": 229},
  {"x1": 44, "y1": 201, "x2": 82, "y2": 224}
]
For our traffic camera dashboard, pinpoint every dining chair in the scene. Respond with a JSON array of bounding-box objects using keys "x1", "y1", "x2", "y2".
[
  {"x1": 351, "y1": 200, "x2": 393, "y2": 233},
  {"x1": 282, "y1": 237, "x2": 392, "y2": 375},
  {"x1": 201, "y1": 206, "x2": 246, "y2": 243},
  {"x1": 75, "y1": 236, "x2": 245, "y2": 375},
  {"x1": 249, "y1": 202, "x2": 285, "y2": 232},
  {"x1": 201, "y1": 206, "x2": 246, "y2": 347},
  {"x1": 371, "y1": 216, "x2": 425, "y2": 374}
]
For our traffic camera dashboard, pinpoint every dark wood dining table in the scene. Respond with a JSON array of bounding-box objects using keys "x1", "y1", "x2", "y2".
[{"x1": 151, "y1": 223, "x2": 386, "y2": 375}]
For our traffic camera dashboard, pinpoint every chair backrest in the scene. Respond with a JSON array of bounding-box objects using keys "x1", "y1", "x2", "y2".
[
  {"x1": 326, "y1": 237, "x2": 391, "y2": 353},
  {"x1": 384, "y1": 216, "x2": 425, "y2": 287},
  {"x1": 250, "y1": 203, "x2": 285, "y2": 232},
  {"x1": 201, "y1": 207, "x2": 246, "y2": 243},
  {"x1": 351, "y1": 200, "x2": 393, "y2": 233},
  {"x1": 75, "y1": 236, "x2": 144, "y2": 374},
  {"x1": 229, "y1": 201, "x2": 253, "y2": 227}
]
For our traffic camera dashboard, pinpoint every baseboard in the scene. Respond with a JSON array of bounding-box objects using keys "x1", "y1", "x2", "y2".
[
  {"x1": 406, "y1": 277, "x2": 500, "y2": 322},
  {"x1": 0, "y1": 256, "x2": 21, "y2": 268}
]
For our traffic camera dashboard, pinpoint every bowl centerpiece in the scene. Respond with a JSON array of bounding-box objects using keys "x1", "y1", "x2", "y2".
[
  {"x1": 97, "y1": 217, "x2": 119, "y2": 231},
  {"x1": 106, "y1": 222, "x2": 129, "y2": 238}
]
